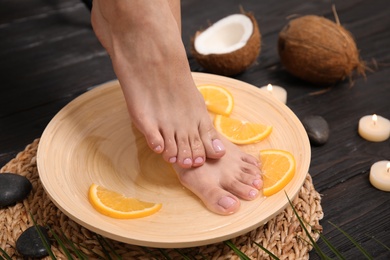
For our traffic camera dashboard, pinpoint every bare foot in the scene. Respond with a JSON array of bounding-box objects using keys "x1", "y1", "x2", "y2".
[
  {"x1": 173, "y1": 135, "x2": 263, "y2": 215},
  {"x1": 91, "y1": 0, "x2": 225, "y2": 168}
]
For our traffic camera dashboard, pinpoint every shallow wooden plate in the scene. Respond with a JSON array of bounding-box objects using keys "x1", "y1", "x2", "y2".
[{"x1": 37, "y1": 72, "x2": 310, "y2": 248}]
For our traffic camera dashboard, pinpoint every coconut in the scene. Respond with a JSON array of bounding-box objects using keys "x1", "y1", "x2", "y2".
[
  {"x1": 278, "y1": 15, "x2": 365, "y2": 85},
  {"x1": 191, "y1": 12, "x2": 261, "y2": 76}
]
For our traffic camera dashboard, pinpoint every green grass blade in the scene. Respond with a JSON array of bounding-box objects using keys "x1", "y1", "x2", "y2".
[
  {"x1": 285, "y1": 192, "x2": 328, "y2": 259},
  {"x1": 97, "y1": 235, "x2": 122, "y2": 260},
  {"x1": 174, "y1": 249, "x2": 192, "y2": 260},
  {"x1": 48, "y1": 227, "x2": 74, "y2": 260},
  {"x1": 34, "y1": 225, "x2": 56, "y2": 260},
  {"x1": 197, "y1": 253, "x2": 208, "y2": 259},
  {"x1": 224, "y1": 240, "x2": 251, "y2": 260},
  {"x1": 252, "y1": 241, "x2": 279, "y2": 259},
  {"x1": 157, "y1": 248, "x2": 172, "y2": 259},
  {"x1": 0, "y1": 247, "x2": 13, "y2": 260},
  {"x1": 141, "y1": 247, "x2": 161, "y2": 259},
  {"x1": 329, "y1": 222, "x2": 373, "y2": 259},
  {"x1": 367, "y1": 235, "x2": 390, "y2": 251},
  {"x1": 315, "y1": 231, "x2": 345, "y2": 260},
  {"x1": 57, "y1": 229, "x2": 88, "y2": 259},
  {"x1": 96, "y1": 234, "x2": 113, "y2": 260},
  {"x1": 29, "y1": 213, "x2": 57, "y2": 260}
]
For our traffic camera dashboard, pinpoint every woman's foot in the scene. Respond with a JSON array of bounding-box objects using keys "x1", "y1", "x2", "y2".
[
  {"x1": 91, "y1": 0, "x2": 225, "y2": 168},
  {"x1": 173, "y1": 135, "x2": 263, "y2": 215}
]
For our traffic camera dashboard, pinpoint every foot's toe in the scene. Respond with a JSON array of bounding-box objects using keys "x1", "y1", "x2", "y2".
[
  {"x1": 238, "y1": 172, "x2": 263, "y2": 190},
  {"x1": 142, "y1": 127, "x2": 165, "y2": 154},
  {"x1": 176, "y1": 134, "x2": 193, "y2": 168},
  {"x1": 205, "y1": 137, "x2": 226, "y2": 159},
  {"x1": 195, "y1": 187, "x2": 241, "y2": 215},
  {"x1": 161, "y1": 132, "x2": 178, "y2": 164},
  {"x1": 200, "y1": 123, "x2": 226, "y2": 160},
  {"x1": 242, "y1": 153, "x2": 260, "y2": 167},
  {"x1": 189, "y1": 135, "x2": 205, "y2": 167},
  {"x1": 222, "y1": 177, "x2": 260, "y2": 201}
]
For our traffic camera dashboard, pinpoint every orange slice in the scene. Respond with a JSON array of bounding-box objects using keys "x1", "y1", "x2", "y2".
[
  {"x1": 197, "y1": 84, "x2": 234, "y2": 116},
  {"x1": 88, "y1": 184, "x2": 162, "y2": 219},
  {"x1": 260, "y1": 149, "x2": 296, "y2": 196},
  {"x1": 214, "y1": 115, "x2": 272, "y2": 144}
]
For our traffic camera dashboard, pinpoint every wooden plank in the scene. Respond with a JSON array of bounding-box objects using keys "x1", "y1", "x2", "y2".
[{"x1": 0, "y1": 0, "x2": 86, "y2": 24}]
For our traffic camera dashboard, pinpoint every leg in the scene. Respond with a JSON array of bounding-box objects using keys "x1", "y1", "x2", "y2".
[
  {"x1": 91, "y1": 0, "x2": 225, "y2": 168},
  {"x1": 174, "y1": 135, "x2": 263, "y2": 215}
]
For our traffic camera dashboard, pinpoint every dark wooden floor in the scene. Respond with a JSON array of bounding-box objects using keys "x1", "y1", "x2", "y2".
[{"x1": 1, "y1": 0, "x2": 389, "y2": 258}]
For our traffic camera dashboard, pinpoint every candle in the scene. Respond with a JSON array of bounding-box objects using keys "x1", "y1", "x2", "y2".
[
  {"x1": 358, "y1": 114, "x2": 390, "y2": 142},
  {"x1": 369, "y1": 161, "x2": 390, "y2": 192},
  {"x1": 260, "y1": 84, "x2": 287, "y2": 104}
]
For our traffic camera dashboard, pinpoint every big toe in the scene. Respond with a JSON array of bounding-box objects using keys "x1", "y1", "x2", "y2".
[
  {"x1": 180, "y1": 178, "x2": 240, "y2": 215},
  {"x1": 194, "y1": 187, "x2": 241, "y2": 215},
  {"x1": 199, "y1": 122, "x2": 226, "y2": 160},
  {"x1": 213, "y1": 194, "x2": 241, "y2": 215},
  {"x1": 203, "y1": 137, "x2": 226, "y2": 160}
]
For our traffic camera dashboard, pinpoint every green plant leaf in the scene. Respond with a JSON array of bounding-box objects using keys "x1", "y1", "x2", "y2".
[
  {"x1": 57, "y1": 229, "x2": 88, "y2": 259},
  {"x1": 366, "y1": 234, "x2": 390, "y2": 251},
  {"x1": 224, "y1": 240, "x2": 251, "y2": 260},
  {"x1": 141, "y1": 247, "x2": 162, "y2": 259},
  {"x1": 313, "y1": 231, "x2": 345, "y2": 260},
  {"x1": 285, "y1": 192, "x2": 329, "y2": 259},
  {"x1": 174, "y1": 249, "x2": 192, "y2": 260},
  {"x1": 252, "y1": 241, "x2": 279, "y2": 259},
  {"x1": 48, "y1": 227, "x2": 74, "y2": 260},
  {"x1": 0, "y1": 247, "x2": 12, "y2": 260},
  {"x1": 96, "y1": 234, "x2": 123, "y2": 260},
  {"x1": 101, "y1": 235, "x2": 122, "y2": 259},
  {"x1": 329, "y1": 222, "x2": 373, "y2": 259},
  {"x1": 157, "y1": 248, "x2": 172, "y2": 259},
  {"x1": 29, "y1": 213, "x2": 57, "y2": 260}
]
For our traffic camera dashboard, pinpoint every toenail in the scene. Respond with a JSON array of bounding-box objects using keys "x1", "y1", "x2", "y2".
[
  {"x1": 194, "y1": 157, "x2": 204, "y2": 164},
  {"x1": 218, "y1": 196, "x2": 237, "y2": 209},
  {"x1": 183, "y1": 158, "x2": 192, "y2": 165},
  {"x1": 249, "y1": 189, "x2": 258, "y2": 198},
  {"x1": 169, "y1": 157, "x2": 177, "y2": 163},
  {"x1": 253, "y1": 179, "x2": 262, "y2": 187},
  {"x1": 212, "y1": 139, "x2": 225, "y2": 152},
  {"x1": 154, "y1": 145, "x2": 163, "y2": 153}
]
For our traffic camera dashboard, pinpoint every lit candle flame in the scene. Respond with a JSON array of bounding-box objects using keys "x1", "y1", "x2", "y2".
[
  {"x1": 387, "y1": 162, "x2": 390, "y2": 173},
  {"x1": 372, "y1": 114, "x2": 377, "y2": 126},
  {"x1": 267, "y1": 84, "x2": 273, "y2": 92}
]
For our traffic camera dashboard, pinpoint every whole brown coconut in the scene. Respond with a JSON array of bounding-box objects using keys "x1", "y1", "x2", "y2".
[
  {"x1": 191, "y1": 12, "x2": 261, "y2": 76},
  {"x1": 278, "y1": 15, "x2": 365, "y2": 85}
]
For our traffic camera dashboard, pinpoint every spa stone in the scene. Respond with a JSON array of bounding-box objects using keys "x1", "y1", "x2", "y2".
[
  {"x1": 16, "y1": 225, "x2": 50, "y2": 258},
  {"x1": 302, "y1": 115, "x2": 329, "y2": 145},
  {"x1": 0, "y1": 173, "x2": 32, "y2": 207}
]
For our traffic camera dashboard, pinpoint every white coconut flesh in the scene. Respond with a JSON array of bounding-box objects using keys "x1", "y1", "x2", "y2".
[{"x1": 194, "y1": 14, "x2": 254, "y2": 55}]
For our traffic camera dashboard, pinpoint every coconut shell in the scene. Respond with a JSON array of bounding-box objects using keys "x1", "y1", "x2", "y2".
[
  {"x1": 191, "y1": 13, "x2": 261, "y2": 76},
  {"x1": 278, "y1": 15, "x2": 365, "y2": 85}
]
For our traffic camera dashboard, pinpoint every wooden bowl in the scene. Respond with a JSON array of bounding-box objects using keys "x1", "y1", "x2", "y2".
[{"x1": 37, "y1": 72, "x2": 310, "y2": 248}]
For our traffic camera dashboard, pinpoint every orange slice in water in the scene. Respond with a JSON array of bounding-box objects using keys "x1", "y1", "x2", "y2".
[
  {"x1": 214, "y1": 115, "x2": 272, "y2": 144},
  {"x1": 88, "y1": 184, "x2": 162, "y2": 219},
  {"x1": 197, "y1": 84, "x2": 234, "y2": 116},
  {"x1": 260, "y1": 149, "x2": 296, "y2": 196}
]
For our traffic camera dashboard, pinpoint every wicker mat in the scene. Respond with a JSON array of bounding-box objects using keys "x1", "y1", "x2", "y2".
[{"x1": 1, "y1": 139, "x2": 323, "y2": 259}]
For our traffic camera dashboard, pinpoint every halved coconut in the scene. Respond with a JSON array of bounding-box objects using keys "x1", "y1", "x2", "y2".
[{"x1": 191, "y1": 12, "x2": 261, "y2": 76}]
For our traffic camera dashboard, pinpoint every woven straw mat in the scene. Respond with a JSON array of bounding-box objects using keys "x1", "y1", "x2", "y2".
[{"x1": 1, "y1": 139, "x2": 323, "y2": 259}]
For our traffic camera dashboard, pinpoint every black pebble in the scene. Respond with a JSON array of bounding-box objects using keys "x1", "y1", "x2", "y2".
[
  {"x1": 16, "y1": 225, "x2": 50, "y2": 258},
  {"x1": 302, "y1": 115, "x2": 330, "y2": 146},
  {"x1": 0, "y1": 173, "x2": 32, "y2": 207}
]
